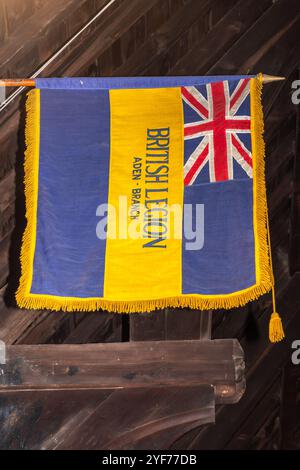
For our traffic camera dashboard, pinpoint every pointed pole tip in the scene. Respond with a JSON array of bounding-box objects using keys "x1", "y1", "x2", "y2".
[{"x1": 261, "y1": 74, "x2": 286, "y2": 84}]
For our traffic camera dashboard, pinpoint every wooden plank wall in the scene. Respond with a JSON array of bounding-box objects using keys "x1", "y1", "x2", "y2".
[{"x1": 0, "y1": 0, "x2": 299, "y2": 449}]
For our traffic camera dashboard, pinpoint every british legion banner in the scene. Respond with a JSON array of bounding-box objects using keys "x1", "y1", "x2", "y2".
[{"x1": 17, "y1": 75, "x2": 275, "y2": 323}]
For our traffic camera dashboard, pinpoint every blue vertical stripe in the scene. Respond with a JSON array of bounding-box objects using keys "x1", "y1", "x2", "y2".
[{"x1": 31, "y1": 89, "x2": 110, "y2": 297}]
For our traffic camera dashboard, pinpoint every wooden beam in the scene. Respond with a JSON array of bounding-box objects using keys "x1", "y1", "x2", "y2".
[{"x1": 0, "y1": 339, "x2": 245, "y2": 404}]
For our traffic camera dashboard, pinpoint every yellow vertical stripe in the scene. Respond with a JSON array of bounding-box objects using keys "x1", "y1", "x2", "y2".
[{"x1": 104, "y1": 88, "x2": 184, "y2": 300}]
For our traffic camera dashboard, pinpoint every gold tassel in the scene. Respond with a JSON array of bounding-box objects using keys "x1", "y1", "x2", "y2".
[
  {"x1": 269, "y1": 311, "x2": 285, "y2": 343},
  {"x1": 266, "y1": 216, "x2": 285, "y2": 343}
]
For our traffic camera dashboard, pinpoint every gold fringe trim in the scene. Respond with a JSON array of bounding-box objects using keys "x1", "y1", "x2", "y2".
[
  {"x1": 16, "y1": 89, "x2": 40, "y2": 309},
  {"x1": 249, "y1": 74, "x2": 273, "y2": 297},
  {"x1": 16, "y1": 78, "x2": 273, "y2": 313},
  {"x1": 16, "y1": 287, "x2": 272, "y2": 313}
]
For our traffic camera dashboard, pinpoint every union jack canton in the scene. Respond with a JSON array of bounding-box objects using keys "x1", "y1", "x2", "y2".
[{"x1": 182, "y1": 78, "x2": 253, "y2": 185}]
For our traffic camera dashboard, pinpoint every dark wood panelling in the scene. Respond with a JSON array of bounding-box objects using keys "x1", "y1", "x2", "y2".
[
  {"x1": 0, "y1": 0, "x2": 299, "y2": 450},
  {"x1": 0, "y1": 386, "x2": 214, "y2": 450},
  {"x1": 0, "y1": 389, "x2": 113, "y2": 450},
  {"x1": 280, "y1": 361, "x2": 300, "y2": 449},
  {"x1": 289, "y1": 81, "x2": 300, "y2": 274},
  {"x1": 52, "y1": 386, "x2": 215, "y2": 450},
  {"x1": 3, "y1": 0, "x2": 35, "y2": 37},
  {"x1": 0, "y1": 1, "x2": 7, "y2": 43},
  {"x1": 53, "y1": 0, "x2": 160, "y2": 76},
  {"x1": 169, "y1": 0, "x2": 272, "y2": 75},
  {"x1": 114, "y1": 0, "x2": 220, "y2": 75}
]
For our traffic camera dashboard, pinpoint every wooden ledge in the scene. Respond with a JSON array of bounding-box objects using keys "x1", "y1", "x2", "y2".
[{"x1": 0, "y1": 339, "x2": 245, "y2": 404}]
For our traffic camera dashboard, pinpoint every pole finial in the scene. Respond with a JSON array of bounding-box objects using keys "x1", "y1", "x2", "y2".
[{"x1": 261, "y1": 74, "x2": 286, "y2": 84}]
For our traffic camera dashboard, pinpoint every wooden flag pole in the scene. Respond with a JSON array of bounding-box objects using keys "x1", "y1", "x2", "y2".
[
  {"x1": 0, "y1": 75, "x2": 285, "y2": 87},
  {"x1": 0, "y1": 79, "x2": 36, "y2": 87}
]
